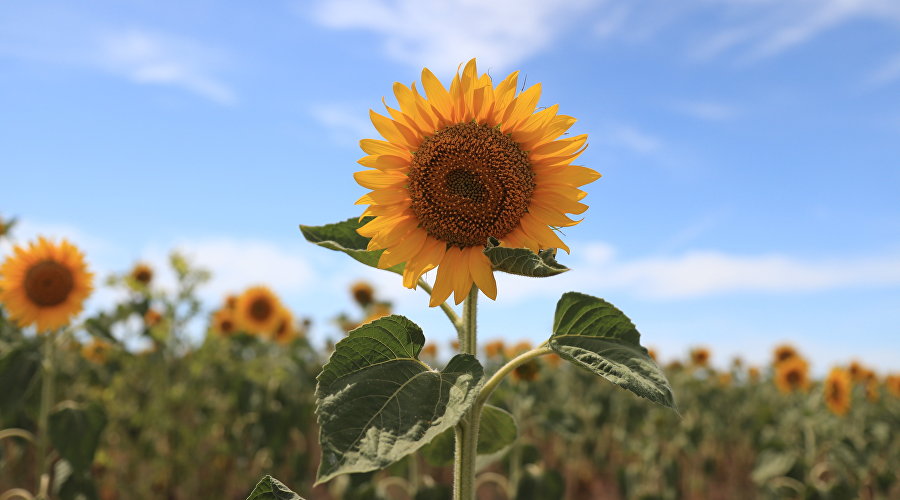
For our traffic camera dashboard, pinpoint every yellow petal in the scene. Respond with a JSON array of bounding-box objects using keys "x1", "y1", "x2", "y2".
[
  {"x1": 467, "y1": 247, "x2": 497, "y2": 300},
  {"x1": 531, "y1": 134, "x2": 588, "y2": 159},
  {"x1": 378, "y1": 227, "x2": 427, "y2": 269},
  {"x1": 353, "y1": 170, "x2": 406, "y2": 190},
  {"x1": 449, "y1": 248, "x2": 473, "y2": 305},
  {"x1": 421, "y1": 67, "x2": 453, "y2": 123},
  {"x1": 369, "y1": 110, "x2": 417, "y2": 151},
  {"x1": 358, "y1": 213, "x2": 412, "y2": 238},
  {"x1": 402, "y1": 237, "x2": 445, "y2": 288},
  {"x1": 355, "y1": 187, "x2": 410, "y2": 206},
  {"x1": 367, "y1": 216, "x2": 418, "y2": 250},
  {"x1": 360, "y1": 139, "x2": 411, "y2": 159},
  {"x1": 358, "y1": 154, "x2": 410, "y2": 171},
  {"x1": 519, "y1": 213, "x2": 571, "y2": 254},
  {"x1": 534, "y1": 164, "x2": 602, "y2": 188},
  {"x1": 429, "y1": 249, "x2": 458, "y2": 307},
  {"x1": 527, "y1": 199, "x2": 582, "y2": 227}
]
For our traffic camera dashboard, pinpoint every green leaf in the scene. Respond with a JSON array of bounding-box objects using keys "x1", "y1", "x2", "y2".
[
  {"x1": 483, "y1": 237, "x2": 568, "y2": 277},
  {"x1": 300, "y1": 218, "x2": 404, "y2": 274},
  {"x1": 48, "y1": 402, "x2": 107, "y2": 473},
  {"x1": 0, "y1": 339, "x2": 42, "y2": 418},
  {"x1": 246, "y1": 475, "x2": 305, "y2": 500},
  {"x1": 751, "y1": 451, "x2": 797, "y2": 484},
  {"x1": 421, "y1": 405, "x2": 517, "y2": 468},
  {"x1": 549, "y1": 292, "x2": 676, "y2": 410},
  {"x1": 315, "y1": 315, "x2": 484, "y2": 484}
]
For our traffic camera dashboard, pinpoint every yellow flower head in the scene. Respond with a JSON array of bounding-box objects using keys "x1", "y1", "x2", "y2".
[
  {"x1": 130, "y1": 263, "x2": 153, "y2": 286},
  {"x1": 144, "y1": 308, "x2": 163, "y2": 327},
  {"x1": 505, "y1": 340, "x2": 533, "y2": 359},
  {"x1": 421, "y1": 342, "x2": 438, "y2": 359},
  {"x1": 0, "y1": 237, "x2": 94, "y2": 332},
  {"x1": 350, "y1": 281, "x2": 375, "y2": 307},
  {"x1": 885, "y1": 374, "x2": 900, "y2": 398},
  {"x1": 212, "y1": 308, "x2": 237, "y2": 337},
  {"x1": 824, "y1": 367, "x2": 852, "y2": 416},
  {"x1": 271, "y1": 306, "x2": 299, "y2": 345},
  {"x1": 774, "y1": 357, "x2": 810, "y2": 394},
  {"x1": 647, "y1": 348, "x2": 658, "y2": 361},
  {"x1": 748, "y1": 366, "x2": 761, "y2": 383},
  {"x1": 689, "y1": 347, "x2": 710, "y2": 367},
  {"x1": 354, "y1": 59, "x2": 600, "y2": 307},
  {"x1": 224, "y1": 294, "x2": 238, "y2": 310},
  {"x1": 773, "y1": 344, "x2": 799, "y2": 365},
  {"x1": 511, "y1": 359, "x2": 541, "y2": 383},
  {"x1": 82, "y1": 338, "x2": 111, "y2": 365},
  {"x1": 483, "y1": 339, "x2": 506, "y2": 359},
  {"x1": 235, "y1": 286, "x2": 282, "y2": 335}
]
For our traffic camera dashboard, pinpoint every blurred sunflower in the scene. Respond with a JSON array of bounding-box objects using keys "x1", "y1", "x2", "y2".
[
  {"x1": 355, "y1": 59, "x2": 600, "y2": 306},
  {"x1": 235, "y1": 286, "x2": 282, "y2": 335},
  {"x1": 224, "y1": 294, "x2": 238, "y2": 310},
  {"x1": 505, "y1": 340, "x2": 533, "y2": 359},
  {"x1": 271, "y1": 307, "x2": 298, "y2": 345},
  {"x1": 886, "y1": 374, "x2": 900, "y2": 398},
  {"x1": 773, "y1": 344, "x2": 799, "y2": 365},
  {"x1": 511, "y1": 359, "x2": 541, "y2": 383},
  {"x1": 130, "y1": 263, "x2": 153, "y2": 286},
  {"x1": 82, "y1": 338, "x2": 111, "y2": 365},
  {"x1": 212, "y1": 308, "x2": 237, "y2": 337},
  {"x1": 0, "y1": 237, "x2": 93, "y2": 332},
  {"x1": 421, "y1": 342, "x2": 438, "y2": 359},
  {"x1": 144, "y1": 308, "x2": 163, "y2": 327},
  {"x1": 774, "y1": 357, "x2": 810, "y2": 394},
  {"x1": 747, "y1": 366, "x2": 761, "y2": 383},
  {"x1": 350, "y1": 281, "x2": 375, "y2": 308},
  {"x1": 647, "y1": 348, "x2": 658, "y2": 361},
  {"x1": 483, "y1": 339, "x2": 505, "y2": 359},
  {"x1": 689, "y1": 347, "x2": 710, "y2": 367},
  {"x1": 824, "y1": 367, "x2": 851, "y2": 416}
]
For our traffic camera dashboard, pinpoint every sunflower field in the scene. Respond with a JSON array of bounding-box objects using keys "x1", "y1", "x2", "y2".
[{"x1": 0, "y1": 248, "x2": 898, "y2": 500}]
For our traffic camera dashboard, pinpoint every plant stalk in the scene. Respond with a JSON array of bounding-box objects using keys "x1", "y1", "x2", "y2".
[
  {"x1": 35, "y1": 332, "x2": 57, "y2": 500},
  {"x1": 453, "y1": 286, "x2": 479, "y2": 500}
]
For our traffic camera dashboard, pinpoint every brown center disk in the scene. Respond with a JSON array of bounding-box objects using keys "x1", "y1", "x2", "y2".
[
  {"x1": 249, "y1": 298, "x2": 273, "y2": 322},
  {"x1": 786, "y1": 370, "x2": 802, "y2": 387},
  {"x1": 407, "y1": 122, "x2": 534, "y2": 248},
  {"x1": 24, "y1": 260, "x2": 75, "y2": 307}
]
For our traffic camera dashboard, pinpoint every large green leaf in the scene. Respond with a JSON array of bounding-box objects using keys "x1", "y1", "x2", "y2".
[
  {"x1": 549, "y1": 292, "x2": 676, "y2": 410},
  {"x1": 48, "y1": 402, "x2": 107, "y2": 473},
  {"x1": 246, "y1": 475, "x2": 305, "y2": 500},
  {"x1": 300, "y1": 218, "x2": 404, "y2": 274},
  {"x1": 315, "y1": 315, "x2": 484, "y2": 484},
  {"x1": 421, "y1": 405, "x2": 517, "y2": 468},
  {"x1": 483, "y1": 237, "x2": 568, "y2": 277},
  {"x1": 0, "y1": 339, "x2": 42, "y2": 418}
]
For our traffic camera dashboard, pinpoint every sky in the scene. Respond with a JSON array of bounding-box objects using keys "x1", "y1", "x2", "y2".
[{"x1": 2, "y1": 0, "x2": 899, "y2": 373}]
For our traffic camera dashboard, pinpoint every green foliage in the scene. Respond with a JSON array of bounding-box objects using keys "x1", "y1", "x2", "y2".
[
  {"x1": 300, "y1": 218, "x2": 404, "y2": 274},
  {"x1": 0, "y1": 337, "x2": 41, "y2": 420},
  {"x1": 421, "y1": 405, "x2": 517, "y2": 467},
  {"x1": 315, "y1": 315, "x2": 484, "y2": 484},
  {"x1": 48, "y1": 402, "x2": 107, "y2": 473},
  {"x1": 549, "y1": 292, "x2": 676, "y2": 410},
  {"x1": 246, "y1": 475, "x2": 305, "y2": 500},
  {"x1": 483, "y1": 237, "x2": 569, "y2": 277}
]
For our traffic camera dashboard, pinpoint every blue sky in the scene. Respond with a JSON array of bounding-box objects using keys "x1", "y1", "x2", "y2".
[{"x1": 2, "y1": 0, "x2": 899, "y2": 373}]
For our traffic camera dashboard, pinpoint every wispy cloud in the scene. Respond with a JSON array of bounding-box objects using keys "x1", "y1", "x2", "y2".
[
  {"x1": 309, "y1": 103, "x2": 376, "y2": 145},
  {"x1": 671, "y1": 100, "x2": 739, "y2": 121},
  {"x1": 865, "y1": 52, "x2": 900, "y2": 88},
  {"x1": 493, "y1": 242, "x2": 900, "y2": 303},
  {"x1": 96, "y1": 30, "x2": 236, "y2": 105},
  {"x1": 0, "y1": 7, "x2": 235, "y2": 105},
  {"x1": 309, "y1": 0, "x2": 595, "y2": 73},
  {"x1": 604, "y1": 123, "x2": 662, "y2": 154}
]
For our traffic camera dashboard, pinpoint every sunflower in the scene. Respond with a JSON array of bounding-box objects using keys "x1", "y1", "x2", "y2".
[
  {"x1": 212, "y1": 308, "x2": 237, "y2": 337},
  {"x1": 0, "y1": 237, "x2": 93, "y2": 332},
  {"x1": 886, "y1": 374, "x2": 900, "y2": 398},
  {"x1": 689, "y1": 347, "x2": 710, "y2": 367},
  {"x1": 421, "y1": 342, "x2": 438, "y2": 359},
  {"x1": 774, "y1": 357, "x2": 810, "y2": 394},
  {"x1": 224, "y1": 294, "x2": 238, "y2": 310},
  {"x1": 235, "y1": 286, "x2": 282, "y2": 335},
  {"x1": 483, "y1": 339, "x2": 506, "y2": 359},
  {"x1": 824, "y1": 367, "x2": 851, "y2": 416},
  {"x1": 130, "y1": 263, "x2": 153, "y2": 286},
  {"x1": 354, "y1": 59, "x2": 600, "y2": 307},
  {"x1": 511, "y1": 359, "x2": 541, "y2": 383},
  {"x1": 647, "y1": 348, "x2": 658, "y2": 361},
  {"x1": 505, "y1": 340, "x2": 533, "y2": 359},
  {"x1": 144, "y1": 308, "x2": 163, "y2": 327},
  {"x1": 350, "y1": 281, "x2": 375, "y2": 308},
  {"x1": 773, "y1": 344, "x2": 799, "y2": 365},
  {"x1": 747, "y1": 366, "x2": 761, "y2": 383},
  {"x1": 82, "y1": 338, "x2": 111, "y2": 365},
  {"x1": 271, "y1": 306, "x2": 299, "y2": 345}
]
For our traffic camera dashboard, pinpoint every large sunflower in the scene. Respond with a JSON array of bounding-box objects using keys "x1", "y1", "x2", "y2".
[
  {"x1": 0, "y1": 236, "x2": 93, "y2": 332},
  {"x1": 355, "y1": 59, "x2": 600, "y2": 306},
  {"x1": 774, "y1": 356, "x2": 810, "y2": 394}
]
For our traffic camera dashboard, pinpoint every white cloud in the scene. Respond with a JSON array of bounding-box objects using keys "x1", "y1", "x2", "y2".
[
  {"x1": 865, "y1": 52, "x2": 900, "y2": 87},
  {"x1": 310, "y1": 103, "x2": 377, "y2": 145},
  {"x1": 605, "y1": 124, "x2": 662, "y2": 154},
  {"x1": 493, "y1": 242, "x2": 900, "y2": 303},
  {"x1": 96, "y1": 30, "x2": 236, "y2": 105},
  {"x1": 309, "y1": 0, "x2": 596, "y2": 73}
]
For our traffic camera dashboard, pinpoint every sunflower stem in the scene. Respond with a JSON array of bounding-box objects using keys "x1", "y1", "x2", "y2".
[
  {"x1": 35, "y1": 331, "x2": 57, "y2": 500},
  {"x1": 453, "y1": 286, "x2": 479, "y2": 500}
]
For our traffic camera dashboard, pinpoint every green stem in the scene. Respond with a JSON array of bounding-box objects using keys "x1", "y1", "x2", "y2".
[
  {"x1": 453, "y1": 286, "x2": 479, "y2": 500},
  {"x1": 475, "y1": 343, "x2": 552, "y2": 408},
  {"x1": 417, "y1": 278, "x2": 462, "y2": 335},
  {"x1": 35, "y1": 332, "x2": 57, "y2": 500}
]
